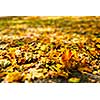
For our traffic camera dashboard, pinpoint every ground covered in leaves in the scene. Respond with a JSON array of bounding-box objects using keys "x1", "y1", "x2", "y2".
[{"x1": 0, "y1": 16, "x2": 100, "y2": 83}]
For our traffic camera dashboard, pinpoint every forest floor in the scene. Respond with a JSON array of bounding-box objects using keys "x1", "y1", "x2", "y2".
[{"x1": 0, "y1": 16, "x2": 100, "y2": 83}]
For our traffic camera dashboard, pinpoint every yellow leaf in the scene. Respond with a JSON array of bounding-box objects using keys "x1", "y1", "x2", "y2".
[{"x1": 68, "y1": 77, "x2": 80, "y2": 83}]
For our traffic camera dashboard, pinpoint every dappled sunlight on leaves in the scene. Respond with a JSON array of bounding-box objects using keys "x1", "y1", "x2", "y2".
[{"x1": 0, "y1": 16, "x2": 100, "y2": 83}]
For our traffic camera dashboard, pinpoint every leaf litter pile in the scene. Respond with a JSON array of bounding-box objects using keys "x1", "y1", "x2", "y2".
[{"x1": 0, "y1": 16, "x2": 100, "y2": 83}]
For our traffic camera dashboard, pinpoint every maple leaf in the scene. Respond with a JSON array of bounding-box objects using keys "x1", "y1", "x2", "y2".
[{"x1": 61, "y1": 49, "x2": 73, "y2": 62}]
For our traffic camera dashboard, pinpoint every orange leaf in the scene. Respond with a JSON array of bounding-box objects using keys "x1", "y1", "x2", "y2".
[
  {"x1": 78, "y1": 66, "x2": 92, "y2": 73},
  {"x1": 62, "y1": 49, "x2": 73, "y2": 63}
]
